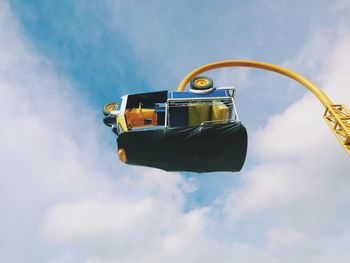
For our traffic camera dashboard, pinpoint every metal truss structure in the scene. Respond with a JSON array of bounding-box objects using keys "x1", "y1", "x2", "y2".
[{"x1": 324, "y1": 104, "x2": 350, "y2": 155}]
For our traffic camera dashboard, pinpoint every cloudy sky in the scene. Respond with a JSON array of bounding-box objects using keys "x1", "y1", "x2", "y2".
[{"x1": 1, "y1": 0, "x2": 350, "y2": 262}]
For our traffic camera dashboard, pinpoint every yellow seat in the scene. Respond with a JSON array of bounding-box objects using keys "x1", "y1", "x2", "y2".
[
  {"x1": 188, "y1": 101, "x2": 230, "y2": 126},
  {"x1": 211, "y1": 103, "x2": 229, "y2": 124},
  {"x1": 188, "y1": 104, "x2": 211, "y2": 126}
]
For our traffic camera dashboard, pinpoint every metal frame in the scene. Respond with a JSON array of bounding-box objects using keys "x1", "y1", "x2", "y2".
[
  {"x1": 167, "y1": 96, "x2": 230, "y2": 102},
  {"x1": 167, "y1": 99, "x2": 233, "y2": 107},
  {"x1": 200, "y1": 119, "x2": 235, "y2": 126},
  {"x1": 165, "y1": 94, "x2": 238, "y2": 128}
]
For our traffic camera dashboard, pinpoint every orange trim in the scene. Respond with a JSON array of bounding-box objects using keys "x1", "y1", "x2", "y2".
[{"x1": 118, "y1": 148, "x2": 128, "y2": 163}]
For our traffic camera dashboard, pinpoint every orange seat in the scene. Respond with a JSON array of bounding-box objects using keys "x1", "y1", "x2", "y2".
[{"x1": 125, "y1": 107, "x2": 157, "y2": 129}]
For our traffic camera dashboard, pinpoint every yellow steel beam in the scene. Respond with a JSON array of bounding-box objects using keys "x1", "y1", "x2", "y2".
[
  {"x1": 324, "y1": 105, "x2": 350, "y2": 155},
  {"x1": 177, "y1": 60, "x2": 350, "y2": 156}
]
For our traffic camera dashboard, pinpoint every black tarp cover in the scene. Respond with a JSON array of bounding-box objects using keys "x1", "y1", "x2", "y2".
[{"x1": 117, "y1": 122, "x2": 248, "y2": 173}]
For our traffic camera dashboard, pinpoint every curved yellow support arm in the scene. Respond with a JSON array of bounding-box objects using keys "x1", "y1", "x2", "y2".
[
  {"x1": 177, "y1": 60, "x2": 350, "y2": 155},
  {"x1": 177, "y1": 60, "x2": 332, "y2": 107}
]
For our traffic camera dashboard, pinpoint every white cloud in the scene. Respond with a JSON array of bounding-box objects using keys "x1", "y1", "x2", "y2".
[
  {"x1": 0, "y1": 2, "x2": 195, "y2": 262},
  {"x1": 225, "y1": 27, "x2": 350, "y2": 262},
  {"x1": 266, "y1": 226, "x2": 306, "y2": 247},
  {"x1": 0, "y1": 2, "x2": 269, "y2": 263},
  {"x1": 2, "y1": 1, "x2": 350, "y2": 262}
]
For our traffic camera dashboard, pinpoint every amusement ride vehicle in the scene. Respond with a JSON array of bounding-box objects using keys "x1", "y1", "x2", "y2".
[{"x1": 103, "y1": 60, "x2": 350, "y2": 173}]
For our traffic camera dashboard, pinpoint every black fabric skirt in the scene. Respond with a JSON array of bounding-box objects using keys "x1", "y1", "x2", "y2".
[{"x1": 117, "y1": 122, "x2": 248, "y2": 173}]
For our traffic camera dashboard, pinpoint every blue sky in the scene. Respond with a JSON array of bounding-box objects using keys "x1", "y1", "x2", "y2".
[
  {"x1": 1, "y1": 0, "x2": 350, "y2": 262},
  {"x1": 10, "y1": 0, "x2": 336, "y2": 105}
]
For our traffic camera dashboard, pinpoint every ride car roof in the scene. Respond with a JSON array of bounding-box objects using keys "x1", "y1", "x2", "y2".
[{"x1": 168, "y1": 90, "x2": 230, "y2": 100}]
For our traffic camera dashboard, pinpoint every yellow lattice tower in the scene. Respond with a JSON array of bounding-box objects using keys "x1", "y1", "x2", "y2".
[
  {"x1": 177, "y1": 60, "x2": 350, "y2": 156},
  {"x1": 324, "y1": 104, "x2": 350, "y2": 154}
]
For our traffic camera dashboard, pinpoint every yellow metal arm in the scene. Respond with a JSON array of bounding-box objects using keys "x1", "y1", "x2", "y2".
[{"x1": 177, "y1": 60, "x2": 350, "y2": 155}]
